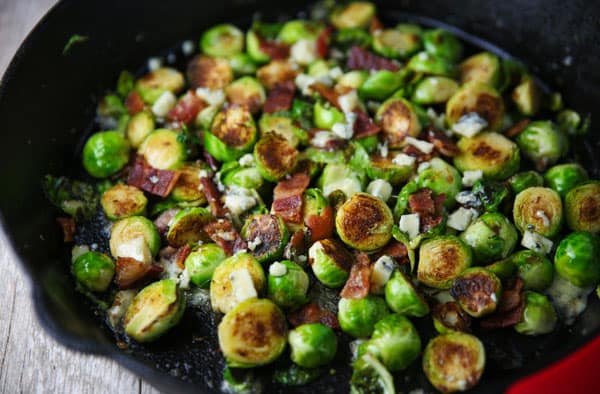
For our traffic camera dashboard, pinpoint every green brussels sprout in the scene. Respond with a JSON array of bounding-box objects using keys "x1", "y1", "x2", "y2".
[
  {"x1": 357, "y1": 134, "x2": 380, "y2": 153},
  {"x1": 411, "y1": 76, "x2": 459, "y2": 105},
  {"x1": 544, "y1": 163, "x2": 588, "y2": 199},
  {"x1": 71, "y1": 251, "x2": 115, "y2": 292},
  {"x1": 318, "y1": 163, "x2": 364, "y2": 198},
  {"x1": 135, "y1": 67, "x2": 185, "y2": 103},
  {"x1": 228, "y1": 53, "x2": 257, "y2": 76},
  {"x1": 308, "y1": 238, "x2": 353, "y2": 288},
  {"x1": 511, "y1": 250, "x2": 554, "y2": 291},
  {"x1": 116, "y1": 70, "x2": 134, "y2": 98},
  {"x1": 334, "y1": 27, "x2": 372, "y2": 50},
  {"x1": 126, "y1": 111, "x2": 154, "y2": 149},
  {"x1": 338, "y1": 295, "x2": 389, "y2": 338},
  {"x1": 459, "y1": 52, "x2": 501, "y2": 87},
  {"x1": 313, "y1": 101, "x2": 345, "y2": 130},
  {"x1": 109, "y1": 216, "x2": 161, "y2": 263},
  {"x1": 185, "y1": 243, "x2": 227, "y2": 287},
  {"x1": 484, "y1": 258, "x2": 517, "y2": 281},
  {"x1": 418, "y1": 235, "x2": 472, "y2": 289},
  {"x1": 358, "y1": 70, "x2": 405, "y2": 100},
  {"x1": 273, "y1": 364, "x2": 325, "y2": 386},
  {"x1": 470, "y1": 179, "x2": 509, "y2": 213},
  {"x1": 225, "y1": 77, "x2": 266, "y2": 115},
  {"x1": 123, "y1": 279, "x2": 185, "y2": 342},
  {"x1": 422, "y1": 332, "x2": 485, "y2": 393},
  {"x1": 512, "y1": 75, "x2": 541, "y2": 116},
  {"x1": 406, "y1": 51, "x2": 456, "y2": 77},
  {"x1": 220, "y1": 162, "x2": 264, "y2": 190},
  {"x1": 384, "y1": 271, "x2": 429, "y2": 317},
  {"x1": 375, "y1": 97, "x2": 421, "y2": 148},
  {"x1": 222, "y1": 367, "x2": 262, "y2": 393},
  {"x1": 556, "y1": 108, "x2": 590, "y2": 136},
  {"x1": 508, "y1": 171, "x2": 544, "y2": 194},
  {"x1": 514, "y1": 291, "x2": 557, "y2": 335},
  {"x1": 289, "y1": 323, "x2": 337, "y2": 368},
  {"x1": 423, "y1": 29, "x2": 463, "y2": 62},
  {"x1": 515, "y1": 121, "x2": 568, "y2": 171},
  {"x1": 392, "y1": 180, "x2": 419, "y2": 218},
  {"x1": 259, "y1": 113, "x2": 307, "y2": 148},
  {"x1": 554, "y1": 231, "x2": 600, "y2": 287},
  {"x1": 454, "y1": 132, "x2": 520, "y2": 180},
  {"x1": 206, "y1": 105, "x2": 257, "y2": 162},
  {"x1": 372, "y1": 28, "x2": 421, "y2": 59},
  {"x1": 139, "y1": 129, "x2": 186, "y2": 170},
  {"x1": 513, "y1": 187, "x2": 563, "y2": 237},
  {"x1": 218, "y1": 298, "x2": 287, "y2": 367},
  {"x1": 245, "y1": 30, "x2": 271, "y2": 63},
  {"x1": 432, "y1": 301, "x2": 472, "y2": 334},
  {"x1": 242, "y1": 214, "x2": 290, "y2": 264},
  {"x1": 187, "y1": 54, "x2": 234, "y2": 90},
  {"x1": 450, "y1": 267, "x2": 502, "y2": 317},
  {"x1": 460, "y1": 212, "x2": 518, "y2": 264},
  {"x1": 366, "y1": 153, "x2": 413, "y2": 185},
  {"x1": 200, "y1": 24, "x2": 244, "y2": 58},
  {"x1": 330, "y1": 1, "x2": 376, "y2": 29},
  {"x1": 351, "y1": 354, "x2": 395, "y2": 394},
  {"x1": 100, "y1": 184, "x2": 147, "y2": 220},
  {"x1": 446, "y1": 82, "x2": 505, "y2": 131},
  {"x1": 417, "y1": 158, "x2": 462, "y2": 208},
  {"x1": 254, "y1": 133, "x2": 298, "y2": 182},
  {"x1": 336, "y1": 70, "x2": 369, "y2": 91},
  {"x1": 277, "y1": 20, "x2": 322, "y2": 44},
  {"x1": 564, "y1": 182, "x2": 600, "y2": 233},
  {"x1": 171, "y1": 163, "x2": 209, "y2": 203},
  {"x1": 166, "y1": 207, "x2": 214, "y2": 247},
  {"x1": 82, "y1": 131, "x2": 130, "y2": 178},
  {"x1": 43, "y1": 175, "x2": 98, "y2": 219},
  {"x1": 336, "y1": 193, "x2": 393, "y2": 251},
  {"x1": 267, "y1": 260, "x2": 309, "y2": 309},
  {"x1": 359, "y1": 314, "x2": 421, "y2": 371}
]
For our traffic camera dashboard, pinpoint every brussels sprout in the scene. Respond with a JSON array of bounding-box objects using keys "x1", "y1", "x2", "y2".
[
  {"x1": 372, "y1": 28, "x2": 421, "y2": 59},
  {"x1": 422, "y1": 332, "x2": 485, "y2": 393},
  {"x1": 109, "y1": 216, "x2": 161, "y2": 263},
  {"x1": 330, "y1": 1, "x2": 375, "y2": 29},
  {"x1": 220, "y1": 163, "x2": 264, "y2": 190},
  {"x1": 138, "y1": 129, "x2": 186, "y2": 170},
  {"x1": 222, "y1": 367, "x2": 262, "y2": 393},
  {"x1": 242, "y1": 214, "x2": 290, "y2": 263},
  {"x1": 225, "y1": 76, "x2": 266, "y2": 114},
  {"x1": 418, "y1": 235, "x2": 472, "y2": 289},
  {"x1": 218, "y1": 298, "x2": 287, "y2": 367},
  {"x1": 515, "y1": 121, "x2": 568, "y2": 171},
  {"x1": 358, "y1": 70, "x2": 405, "y2": 100},
  {"x1": 544, "y1": 163, "x2": 588, "y2": 199},
  {"x1": 43, "y1": 175, "x2": 98, "y2": 219},
  {"x1": 187, "y1": 55, "x2": 234, "y2": 90},
  {"x1": 375, "y1": 97, "x2": 421, "y2": 148},
  {"x1": 351, "y1": 354, "x2": 395, "y2": 394},
  {"x1": 246, "y1": 30, "x2": 272, "y2": 63},
  {"x1": 554, "y1": 231, "x2": 600, "y2": 287},
  {"x1": 470, "y1": 180, "x2": 509, "y2": 213},
  {"x1": 313, "y1": 101, "x2": 345, "y2": 130},
  {"x1": 384, "y1": 271, "x2": 429, "y2": 317},
  {"x1": 166, "y1": 207, "x2": 214, "y2": 247},
  {"x1": 484, "y1": 258, "x2": 517, "y2": 281},
  {"x1": 406, "y1": 51, "x2": 456, "y2": 77},
  {"x1": 308, "y1": 238, "x2": 353, "y2": 288},
  {"x1": 412, "y1": 76, "x2": 459, "y2": 105},
  {"x1": 336, "y1": 70, "x2": 369, "y2": 92},
  {"x1": 126, "y1": 111, "x2": 155, "y2": 149},
  {"x1": 210, "y1": 253, "x2": 266, "y2": 314},
  {"x1": 417, "y1": 158, "x2": 462, "y2": 208},
  {"x1": 446, "y1": 82, "x2": 504, "y2": 131},
  {"x1": 71, "y1": 251, "x2": 115, "y2": 292},
  {"x1": 135, "y1": 67, "x2": 185, "y2": 103},
  {"x1": 513, "y1": 187, "x2": 563, "y2": 238},
  {"x1": 254, "y1": 133, "x2": 298, "y2": 182},
  {"x1": 508, "y1": 171, "x2": 544, "y2": 194},
  {"x1": 556, "y1": 108, "x2": 590, "y2": 136},
  {"x1": 171, "y1": 163, "x2": 209, "y2": 203},
  {"x1": 564, "y1": 182, "x2": 600, "y2": 233},
  {"x1": 318, "y1": 163, "x2": 364, "y2": 198},
  {"x1": 338, "y1": 295, "x2": 389, "y2": 338},
  {"x1": 514, "y1": 291, "x2": 557, "y2": 335},
  {"x1": 82, "y1": 131, "x2": 130, "y2": 178},
  {"x1": 303, "y1": 188, "x2": 335, "y2": 242},
  {"x1": 359, "y1": 314, "x2": 421, "y2": 371},
  {"x1": 185, "y1": 243, "x2": 227, "y2": 287},
  {"x1": 101, "y1": 184, "x2": 147, "y2": 220},
  {"x1": 459, "y1": 52, "x2": 501, "y2": 87},
  {"x1": 259, "y1": 113, "x2": 307, "y2": 148},
  {"x1": 267, "y1": 260, "x2": 309, "y2": 309},
  {"x1": 366, "y1": 154, "x2": 413, "y2": 185},
  {"x1": 206, "y1": 105, "x2": 257, "y2": 162},
  {"x1": 277, "y1": 20, "x2": 322, "y2": 44},
  {"x1": 289, "y1": 323, "x2": 337, "y2": 368},
  {"x1": 432, "y1": 301, "x2": 472, "y2": 334},
  {"x1": 336, "y1": 193, "x2": 394, "y2": 251},
  {"x1": 200, "y1": 24, "x2": 244, "y2": 58},
  {"x1": 512, "y1": 75, "x2": 541, "y2": 116},
  {"x1": 450, "y1": 267, "x2": 502, "y2": 317},
  {"x1": 511, "y1": 250, "x2": 554, "y2": 291},
  {"x1": 460, "y1": 212, "x2": 518, "y2": 264},
  {"x1": 228, "y1": 53, "x2": 257, "y2": 76},
  {"x1": 454, "y1": 132, "x2": 520, "y2": 180},
  {"x1": 123, "y1": 279, "x2": 185, "y2": 342},
  {"x1": 423, "y1": 29, "x2": 463, "y2": 62},
  {"x1": 273, "y1": 364, "x2": 325, "y2": 386}
]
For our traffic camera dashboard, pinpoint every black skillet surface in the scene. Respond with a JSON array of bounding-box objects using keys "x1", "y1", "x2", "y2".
[{"x1": 0, "y1": 0, "x2": 599, "y2": 393}]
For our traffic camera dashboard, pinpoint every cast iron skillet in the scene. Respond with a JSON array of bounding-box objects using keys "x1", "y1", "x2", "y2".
[{"x1": 1, "y1": 0, "x2": 599, "y2": 393}]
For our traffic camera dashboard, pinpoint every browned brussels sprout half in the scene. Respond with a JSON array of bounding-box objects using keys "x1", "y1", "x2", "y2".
[
  {"x1": 308, "y1": 238, "x2": 353, "y2": 288},
  {"x1": 375, "y1": 97, "x2": 422, "y2": 148},
  {"x1": 432, "y1": 302, "x2": 472, "y2": 334},
  {"x1": 254, "y1": 132, "x2": 299, "y2": 182},
  {"x1": 241, "y1": 214, "x2": 290, "y2": 263},
  {"x1": 166, "y1": 207, "x2": 214, "y2": 247},
  {"x1": 330, "y1": 1, "x2": 376, "y2": 29},
  {"x1": 451, "y1": 267, "x2": 502, "y2": 318},
  {"x1": 459, "y1": 52, "x2": 501, "y2": 87},
  {"x1": 513, "y1": 187, "x2": 563, "y2": 238},
  {"x1": 205, "y1": 104, "x2": 257, "y2": 162},
  {"x1": 418, "y1": 235, "x2": 472, "y2": 289},
  {"x1": 454, "y1": 132, "x2": 520, "y2": 181},
  {"x1": 200, "y1": 24, "x2": 244, "y2": 58},
  {"x1": 101, "y1": 184, "x2": 148, "y2": 220},
  {"x1": 446, "y1": 82, "x2": 504, "y2": 131},
  {"x1": 564, "y1": 182, "x2": 600, "y2": 233},
  {"x1": 225, "y1": 77, "x2": 266, "y2": 114}
]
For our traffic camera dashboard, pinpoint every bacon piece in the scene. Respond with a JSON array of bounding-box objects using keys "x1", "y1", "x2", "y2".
[
  {"x1": 203, "y1": 219, "x2": 247, "y2": 256},
  {"x1": 369, "y1": 17, "x2": 384, "y2": 34},
  {"x1": 263, "y1": 81, "x2": 295, "y2": 113},
  {"x1": 125, "y1": 91, "x2": 145, "y2": 115},
  {"x1": 199, "y1": 174, "x2": 229, "y2": 218},
  {"x1": 127, "y1": 156, "x2": 180, "y2": 197},
  {"x1": 315, "y1": 26, "x2": 333, "y2": 58},
  {"x1": 272, "y1": 196, "x2": 303, "y2": 224},
  {"x1": 481, "y1": 277, "x2": 525, "y2": 329},
  {"x1": 272, "y1": 173, "x2": 310, "y2": 224},
  {"x1": 115, "y1": 257, "x2": 163, "y2": 289},
  {"x1": 167, "y1": 91, "x2": 205, "y2": 125},
  {"x1": 480, "y1": 300, "x2": 525, "y2": 329},
  {"x1": 505, "y1": 118, "x2": 531, "y2": 138},
  {"x1": 402, "y1": 144, "x2": 435, "y2": 163},
  {"x1": 283, "y1": 229, "x2": 308, "y2": 261},
  {"x1": 154, "y1": 208, "x2": 180, "y2": 235},
  {"x1": 311, "y1": 83, "x2": 341, "y2": 109},
  {"x1": 56, "y1": 217, "x2": 75, "y2": 242},
  {"x1": 347, "y1": 46, "x2": 400, "y2": 72},
  {"x1": 258, "y1": 35, "x2": 290, "y2": 60},
  {"x1": 340, "y1": 252, "x2": 372, "y2": 299},
  {"x1": 174, "y1": 244, "x2": 192, "y2": 270},
  {"x1": 425, "y1": 127, "x2": 459, "y2": 157},
  {"x1": 288, "y1": 303, "x2": 340, "y2": 330},
  {"x1": 353, "y1": 110, "x2": 381, "y2": 139},
  {"x1": 305, "y1": 206, "x2": 334, "y2": 243},
  {"x1": 374, "y1": 241, "x2": 410, "y2": 265},
  {"x1": 202, "y1": 150, "x2": 219, "y2": 171},
  {"x1": 409, "y1": 189, "x2": 436, "y2": 215}
]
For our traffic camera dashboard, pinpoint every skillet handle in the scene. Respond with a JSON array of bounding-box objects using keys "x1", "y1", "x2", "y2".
[{"x1": 506, "y1": 334, "x2": 600, "y2": 394}]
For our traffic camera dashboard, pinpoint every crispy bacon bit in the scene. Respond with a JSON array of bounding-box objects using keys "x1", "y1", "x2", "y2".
[
  {"x1": 305, "y1": 206, "x2": 334, "y2": 243},
  {"x1": 154, "y1": 209, "x2": 180, "y2": 236},
  {"x1": 347, "y1": 46, "x2": 400, "y2": 72},
  {"x1": 288, "y1": 303, "x2": 340, "y2": 329},
  {"x1": 115, "y1": 257, "x2": 163, "y2": 289},
  {"x1": 174, "y1": 244, "x2": 192, "y2": 270},
  {"x1": 353, "y1": 110, "x2": 381, "y2": 139},
  {"x1": 311, "y1": 83, "x2": 341, "y2": 110},
  {"x1": 340, "y1": 252, "x2": 372, "y2": 299},
  {"x1": 258, "y1": 35, "x2": 290, "y2": 60},
  {"x1": 128, "y1": 156, "x2": 180, "y2": 197},
  {"x1": 203, "y1": 219, "x2": 247, "y2": 256},
  {"x1": 374, "y1": 241, "x2": 409, "y2": 265},
  {"x1": 505, "y1": 118, "x2": 531, "y2": 138},
  {"x1": 315, "y1": 26, "x2": 333, "y2": 58},
  {"x1": 272, "y1": 196, "x2": 303, "y2": 224},
  {"x1": 408, "y1": 188, "x2": 445, "y2": 233},
  {"x1": 202, "y1": 150, "x2": 219, "y2": 171},
  {"x1": 199, "y1": 174, "x2": 229, "y2": 218},
  {"x1": 125, "y1": 91, "x2": 145, "y2": 115},
  {"x1": 284, "y1": 229, "x2": 308, "y2": 260},
  {"x1": 167, "y1": 91, "x2": 205, "y2": 125},
  {"x1": 56, "y1": 217, "x2": 75, "y2": 243},
  {"x1": 263, "y1": 81, "x2": 296, "y2": 113},
  {"x1": 425, "y1": 127, "x2": 459, "y2": 157},
  {"x1": 369, "y1": 17, "x2": 384, "y2": 34},
  {"x1": 272, "y1": 173, "x2": 311, "y2": 224},
  {"x1": 402, "y1": 144, "x2": 435, "y2": 163},
  {"x1": 481, "y1": 277, "x2": 525, "y2": 329}
]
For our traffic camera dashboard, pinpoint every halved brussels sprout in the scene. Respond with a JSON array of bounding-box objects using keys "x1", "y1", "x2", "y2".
[
  {"x1": 484, "y1": 258, "x2": 517, "y2": 281},
  {"x1": 564, "y1": 182, "x2": 600, "y2": 233},
  {"x1": 423, "y1": 29, "x2": 463, "y2": 62},
  {"x1": 313, "y1": 101, "x2": 346, "y2": 130},
  {"x1": 556, "y1": 108, "x2": 590, "y2": 136},
  {"x1": 450, "y1": 267, "x2": 502, "y2": 317},
  {"x1": 418, "y1": 235, "x2": 472, "y2": 289},
  {"x1": 123, "y1": 279, "x2": 185, "y2": 342},
  {"x1": 375, "y1": 97, "x2": 421, "y2": 148},
  {"x1": 225, "y1": 76, "x2": 266, "y2": 114},
  {"x1": 459, "y1": 52, "x2": 501, "y2": 87},
  {"x1": 513, "y1": 187, "x2": 563, "y2": 237},
  {"x1": 126, "y1": 111, "x2": 155, "y2": 149},
  {"x1": 337, "y1": 70, "x2": 369, "y2": 91},
  {"x1": 454, "y1": 132, "x2": 520, "y2": 180},
  {"x1": 267, "y1": 260, "x2": 309, "y2": 309},
  {"x1": 544, "y1": 163, "x2": 588, "y2": 199},
  {"x1": 358, "y1": 70, "x2": 405, "y2": 100},
  {"x1": 373, "y1": 28, "x2": 421, "y2": 59},
  {"x1": 330, "y1": 1, "x2": 376, "y2": 29},
  {"x1": 351, "y1": 354, "x2": 395, "y2": 394},
  {"x1": 206, "y1": 105, "x2": 257, "y2": 162},
  {"x1": 318, "y1": 163, "x2": 364, "y2": 198},
  {"x1": 366, "y1": 153, "x2": 413, "y2": 185},
  {"x1": 514, "y1": 291, "x2": 557, "y2": 335},
  {"x1": 277, "y1": 20, "x2": 322, "y2": 44},
  {"x1": 406, "y1": 51, "x2": 456, "y2": 77},
  {"x1": 254, "y1": 133, "x2": 298, "y2": 182},
  {"x1": 469, "y1": 179, "x2": 509, "y2": 213},
  {"x1": 515, "y1": 121, "x2": 568, "y2": 171},
  {"x1": 511, "y1": 250, "x2": 554, "y2": 291},
  {"x1": 72, "y1": 251, "x2": 115, "y2": 292},
  {"x1": 210, "y1": 253, "x2": 266, "y2": 314},
  {"x1": 432, "y1": 301, "x2": 472, "y2": 334},
  {"x1": 512, "y1": 75, "x2": 541, "y2": 116},
  {"x1": 289, "y1": 323, "x2": 337, "y2": 368},
  {"x1": 242, "y1": 214, "x2": 290, "y2": 263},
  {"x1": 185, "y1": 243, "x2": 227, "y2": 287},
  {"x1": 417, "y1": 158, "x2": 462, "y2": 208},
  {"x1": 101, "y1": 184, "x2": 147, "y2": 220},
  {"x1": 256, "y1": 60, "x2": 299, "y2": 90},
  {"x1": 187, "y1": 55, "x2": 234, "y2": 89},
  {"x1": 336, "y1": 193, "x2": 394, "y2": 251},
  {"x1": 110, "y1": 216, "x2": 161, "y2": 263},
  {"x1": 246, "y1": 30, "x2": 271, "y2": 63},
  {"x1": 135, "y1": 67, "x2": 185, "y2": 103},
  {"x1": 308, "y1": 238, "x2": 353, "y2": 288},
  {"x1": 446, "y1": 82, "x2": 504, "y2": 131},
  {"x1": 338, "y1": 295, "x2": 389, "y2": 338},
  {"x1": 412, "y1": 76, "x2": 459, "y2": 105},
  {"x1": 460, "y1": 212, "x2": 518, "y2": 264},
  {"x1": 423, "y1": 332, "x2": 485, "y2": 393},
  {"x1": 220, "y1": 162, "x2": 264, "y2": 190},
  {"x1": 554, "y1": 231, "x2": 600, "y2": 288},
  {"x1": 139, "y1": 129, "x2": 186, "y2": 170},
  {"x1": 200, "y1": 24, "x2": 244, "y2": 58},
  {"x1": 82, "y1": 131, "x2": 130, "y2": 178},
  {"x1": 259, "y1": 113, "x2": 307, "y2": 148},
  {"x1": 218, "y1": 298, "x2": 287, "y2": 367},
  {"x1": 508, "y1": 171, "x2": 544, "y2": 194},
  {"x1": 228, "y1": 53, "x2": 257, "y2": 76},
  {"x1": 384, "y1": 270, "x2": 429, "y2": 317},
  {"x1": 166, "y1": 207, "x2": 214, "y2": 247},
  {"x1": 171, "y1": 164, "x2": 208, "y2": 203},
  {"x1": 303, "y1": 188, "x2": 334, "y2": 243},
  {"x1": 273, "y1": 363, "x2": 324, "y2": 386}
]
